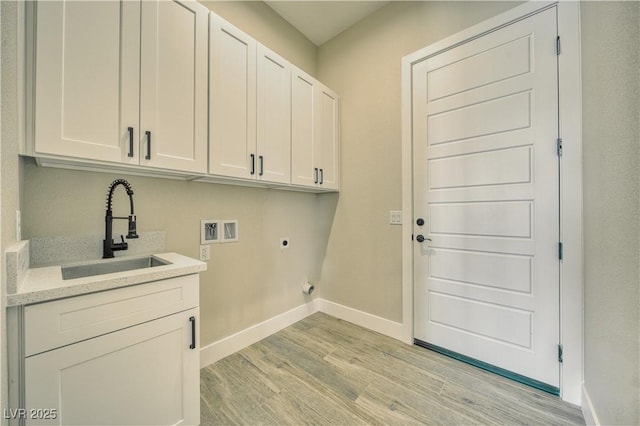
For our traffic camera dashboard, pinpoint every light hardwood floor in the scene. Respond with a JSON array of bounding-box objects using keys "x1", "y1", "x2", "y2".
[{"x1": 200, "y1": 313, "x2": 584, "y2": 425}]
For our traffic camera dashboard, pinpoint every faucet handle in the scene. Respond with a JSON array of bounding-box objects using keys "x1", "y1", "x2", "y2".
[{"x1": 111, "y1": 235, "x2": 128, "y2": 252}]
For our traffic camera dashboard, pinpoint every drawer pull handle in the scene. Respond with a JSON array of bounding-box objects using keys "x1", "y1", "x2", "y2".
[
  {"x1": 250, "y1": 154, "x2": 256, "y2": 175},
  {"x1": 314, "y1": 168, "x2": 319, "y2": 184},
  {"x1": 189, "y1": 316, "x2": 196, "y2": 350}
]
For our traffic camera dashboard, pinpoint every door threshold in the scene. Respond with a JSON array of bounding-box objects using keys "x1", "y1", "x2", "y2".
[{"x1": 414, "y1": 339, "x2": 560, "y2": 396}]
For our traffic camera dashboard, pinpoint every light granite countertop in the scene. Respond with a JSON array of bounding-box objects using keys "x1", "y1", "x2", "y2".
[{"x1": 7, "y1": 252, "x2": 207, "y2": 307}]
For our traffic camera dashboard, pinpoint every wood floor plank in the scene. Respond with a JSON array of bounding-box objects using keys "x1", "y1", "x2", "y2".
[{"x1": 200, "y1": 312, "x2": 585, "y2": 425}]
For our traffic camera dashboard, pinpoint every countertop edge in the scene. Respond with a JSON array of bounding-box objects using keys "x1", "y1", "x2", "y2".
[{"x1": 6, "y1": 253, "x2": 206, "y2": 307}]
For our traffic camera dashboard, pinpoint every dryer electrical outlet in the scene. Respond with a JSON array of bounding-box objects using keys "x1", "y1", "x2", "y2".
[{"x1": 280, "y1": 238, "x2": 290, "y2": 249}]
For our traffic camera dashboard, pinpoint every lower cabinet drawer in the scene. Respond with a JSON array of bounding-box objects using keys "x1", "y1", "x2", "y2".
[{"x1": 24, "y1": 274, "x2": 199, "y2": 356}]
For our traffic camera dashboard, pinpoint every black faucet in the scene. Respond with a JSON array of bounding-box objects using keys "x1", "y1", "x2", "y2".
[{"x1": 103, "y1": 179, "x2": 139, "y2": 258}]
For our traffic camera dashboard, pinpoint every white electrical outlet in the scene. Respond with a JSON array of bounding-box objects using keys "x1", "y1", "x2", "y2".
[
  {"x1": 280, "y1": 237, "x2": 290, "y2": 249},
  {"x1": 199, "y1": 245, "x2": 210, "y2": 261},
  {"x1": 389, "y1": 211, "x2": 402, "y2": 225}
]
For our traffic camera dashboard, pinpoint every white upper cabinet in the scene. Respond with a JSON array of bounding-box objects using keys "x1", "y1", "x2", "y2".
[
  {"x1": 318, "y1": 85, "x2": 340, "y2": 190},
  {"x1": 30, "y1": 2, "x2": 338, "y2": 190},
  {"x1": 139, "y1": 0, "x2": 208, "y2": 173},
  {"x1": 33, "y1": 0, "x2": 208, "y2": 174},
  {"x1": 256, "y1": 43, "x2": 291, "y2": 184},
  {"x1": 209, "y1": 14, "x2": 257, "y2": 179},
  {"x1": 209, "y1": 15, "x2": 292, "y2": 184},
  {"x1": 34, "y1": 1, "x2": 140, "y2": 165},
  {"x1": 291, "y1": 67, "x2": 318, "y2": 187},
  {"x1": 291, "y1": 66, "x2": 340, "y2": 190}
]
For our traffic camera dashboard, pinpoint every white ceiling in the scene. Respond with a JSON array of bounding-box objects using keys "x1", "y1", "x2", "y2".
[{"x1": 264, "y1": 1, "x2": 391, "y2": 46}]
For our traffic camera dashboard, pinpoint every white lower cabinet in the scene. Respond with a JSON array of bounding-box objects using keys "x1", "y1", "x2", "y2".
[
  {"x1": 12, "y1": 275, "x2": 201, "y2": 426},
  {"x1": 25, "y1": 309, "x2": 199, "y2": 426}
]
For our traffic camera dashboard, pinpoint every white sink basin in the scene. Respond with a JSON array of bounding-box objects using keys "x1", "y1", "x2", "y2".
[{"x1": 61, "y1": 256, "x2": 171, "y2": 280}]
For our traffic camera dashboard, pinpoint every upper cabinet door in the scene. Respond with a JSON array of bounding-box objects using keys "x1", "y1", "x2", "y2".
[
  {"x1": 209, "y1": 14, "x2": 257, "y2": 179},
  {"x1": 291, "y1": 67, "x2": 340, "y2": 190},
  {"x1": 256, "y1": 44, "x2": 291, "y2": 184},
  {"x1": 291, "y1": 66, "x2": 319, "y2": 187},
  {"x1": 140, "y1": 0, "x2": 208, "y2": 173},
  {"x1": 34, "y1": 1, "x2": 140, "y2": 164},
  {"x1": 318, "y1": 85, "x2": 340, "y2": 190}
]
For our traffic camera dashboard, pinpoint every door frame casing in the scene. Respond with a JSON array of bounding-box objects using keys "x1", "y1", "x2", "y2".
[{"x1": 400, "y1": 1, "x2": 583, "y2": 405}]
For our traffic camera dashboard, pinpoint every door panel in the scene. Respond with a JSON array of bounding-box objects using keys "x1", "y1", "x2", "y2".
[
  {"x1": 291, "y1": 67, "x2": 318, "y2": 187},
  {"x1": 209, "y1": 14, "x2": 257, "y2": 178},
  {"x1": 413, "y1": 7, "x2": 559, "y2": 387},
  {"x1": 34, "y1": 0, "x2": 139, "y2": 163},
  {"x1": 429, "y1": 146, "x2": 532, "y2": 189},
  {"x1": 428, "y1": 91, "x2": 532, "y2": 145},
  {"x1": 25, "y1": 309, "x2": 199, "y2": 425},
  {"x1": 257, "y1": 44, "x2": 291, "y2": 184},
  {"x1": 427, "y1": 35, "x2": 532, "y2": 100},
  {"x1": 319, "y1": 86, "x2": 340, "y2": 190},
  {"x1": 140, "y1": 0, "x2": 208, "y2": 173}
]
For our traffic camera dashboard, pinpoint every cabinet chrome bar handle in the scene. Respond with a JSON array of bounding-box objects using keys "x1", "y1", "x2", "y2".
[
  {"x1": 250, "y1": 154, "x2": 256, "y2": 175},
  {"x1": 189, "y1": 316, "x2": 196, "y2": 350},
  {"x1": 127, "y1": 127, "x2": 134, "y2": 158},
  {"x1": 319, "y1": 168, "x2": 324, "y2": 185},
  {"x1": 259, "y1": 155, "x2": 264, "y2": 176},
  {"x1": 314, "y1": 168, "x2": 319, "y2": 184},
  {"x1": 145, "y1": 131, "x2": 151, "y2": 160}
]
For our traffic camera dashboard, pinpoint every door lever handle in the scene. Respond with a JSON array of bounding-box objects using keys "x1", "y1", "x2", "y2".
[{"x1": 416, "y1": 235, "x2": 431, "y2": 243}]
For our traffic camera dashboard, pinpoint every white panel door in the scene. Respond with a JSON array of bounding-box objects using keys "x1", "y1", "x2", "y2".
[
  {"x1": 140, "y1": 0, "x2": 208, "y2": 173},
  {"x1": 24, "y1": 309, "x2": 200, "y2": 426},
  {"x1": 318, "y1": 85, "x2": 340, "y2": 190},
  {"x1": 257, "y1": 44, "x2": 291, "y2": 184},
  {"x1": 209, "y1": 14, "x2": 257, "y2": 179},
  {"x1": 413, "y1": 8, "x2": 560, "y2": 388},
  {"x1": 291, "y1": 66, "x2": 319, "y2": 187},
  {"x1": 34, "y1": 0, "x2": 140, "y2": 164}
]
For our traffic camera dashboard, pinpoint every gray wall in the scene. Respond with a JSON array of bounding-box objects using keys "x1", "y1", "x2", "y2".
[
  {"x1": 316, "y1": 0, "x2": 521, "y2": 322},
  {"x1": 4, "y1": 1, "x2": 640, "y2": 422},
  {"x1": 581, "y1": 2, "x2": 640, "y2": 424},
  {"x1": 1, "y1": 1, "x2": 24, "y2": 419},
  {"x1": 317, "y1": 1, "x2": 640, "y2": 422},
  {"x1": 17, "y1": 2, "x2": 331, "y2": 350}
]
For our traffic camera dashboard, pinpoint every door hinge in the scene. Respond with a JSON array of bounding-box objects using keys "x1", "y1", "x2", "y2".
[
  {"x1": 558, "y1": 344, "x2": 564, "y2": 363},
  {"x1": 558, "y1": 242, "x2": 563, "y2": 260},
  {"x1": 556, "y1": 36, "x2": 561, "y2": 55},
  {"x1": 557, "y1": 138, "x2": 563, "y2": 156}
]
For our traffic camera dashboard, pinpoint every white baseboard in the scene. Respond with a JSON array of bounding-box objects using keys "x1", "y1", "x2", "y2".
[
  {"x1": 200, "y1": 300, "x2": 317, "y2": 368},
  {"x1": 316, "y1": 299, "x2": 404, "y2": 341},
  {"x1": 200, "y1": 298, "x2": 406, "y2": 369},
  {"x1": 582, "y1": 384, "x2": 600, "y2": 426},
  {"x1": 316, "y1": 299, "x2": 403, "y2": 340}
]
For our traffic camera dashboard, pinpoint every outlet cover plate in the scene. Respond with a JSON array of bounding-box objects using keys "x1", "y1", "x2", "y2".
[
  {"x1": 199, "y1": 245, "x2": 210, "y2": 261},
  {"x1": 389, "y1": 211, "x2": 402, "y2": 225},
  {"x1": 201, "y1": 220, "x2": 220, "y2": 245},
  {"x1": 222, "y1": 221, "x2": 238, "y2": 242}
]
